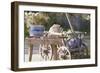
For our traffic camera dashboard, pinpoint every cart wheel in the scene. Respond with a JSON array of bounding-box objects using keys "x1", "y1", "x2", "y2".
[
  {"x1": 57, "y1": 46, "x2": 71, "y2": 60},
  {"x1": 39, "y1": 44, "x2": 53, "y2": 60}
]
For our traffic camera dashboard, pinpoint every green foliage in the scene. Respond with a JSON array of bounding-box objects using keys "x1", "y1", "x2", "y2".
[
  {"x1": 24, "y1": 23, "x2": 29, "y2": 38},
  {"x1": 33, "y1": 13, "x2": 49, "y2": 25},
  {"x1": 24, "y1": 12, "x2": 90, "y2": 37}
]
